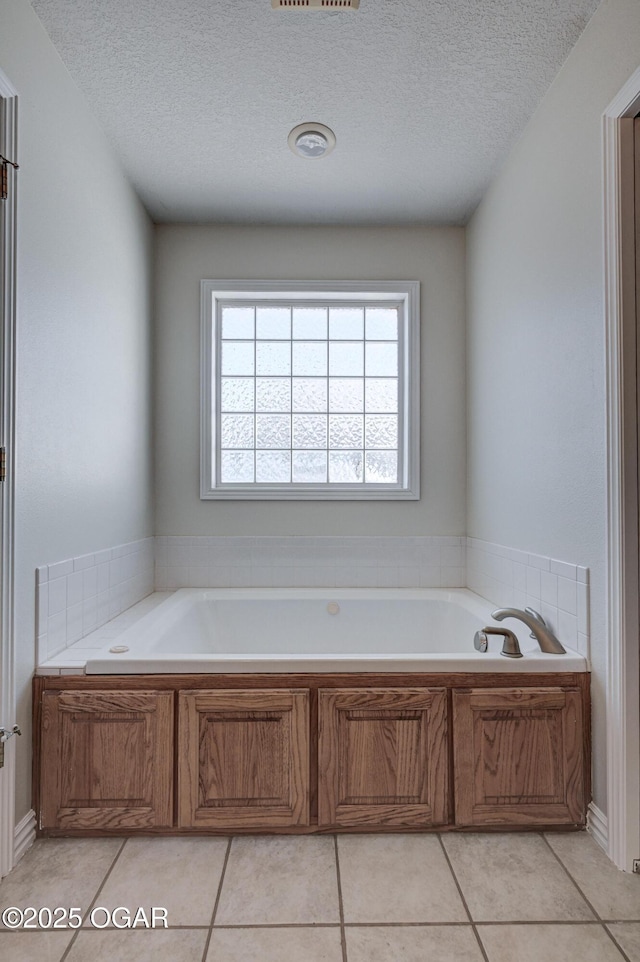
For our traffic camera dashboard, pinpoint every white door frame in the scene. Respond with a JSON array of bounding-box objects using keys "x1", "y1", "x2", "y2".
[
  {"x1": 0, "y1": 67, "x2": 18, "y2": 878},
  {"x1": 604, "y1": 66, "x2": 640, "y2": 872}
]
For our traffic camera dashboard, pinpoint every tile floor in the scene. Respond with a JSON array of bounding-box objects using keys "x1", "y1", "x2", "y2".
[{"x1": 0, "y1": 831, "x2": 639, "y2": 961}]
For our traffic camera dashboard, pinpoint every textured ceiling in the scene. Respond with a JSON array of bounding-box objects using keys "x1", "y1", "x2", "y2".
[{"x1": 30, "y1": 0, "x2": 599, "y2": 225}]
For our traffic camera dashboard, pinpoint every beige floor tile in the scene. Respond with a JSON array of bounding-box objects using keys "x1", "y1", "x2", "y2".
[
  {"x1": 215, "y1": 835, "x2": 339, "y2": 925},
  {"x1": 608, "y1": 922, "x2": 640, "y2": 960},
  {"x1": 345, "y1": 925, "x2": 484, "y2": 962},
  {"x1": 478, "y1": 923, "x2": 626, "y2": 961},
  {"x1": 94, "y1": 836, "x2": 228, "y2": 927},
  {"x1": 0, "y1": 932, "x2": 74, "y2": 962},
  {"x1": 0, "y1": 839, "x2": 122, "y2": 928},
  {"x1": 546, "y1": 833, "x2": 640, "y2": 920},
  {"x1": 65, "y1": 928, "x2": 207, "y2": 961},
  {"x1": 338, "y1": 834, "x2": 467, "y2": 923},
  {"x1": 206, "y1": 926, "x2": 343, "y2": 961},
  {"x1": 442, "y1": 833, "x2": 594, "y2": 922}
]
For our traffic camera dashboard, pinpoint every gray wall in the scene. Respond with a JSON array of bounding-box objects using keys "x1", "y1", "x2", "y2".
[
  {"x1": 155, "y1": 225, "x2": 466, "y2": 537},
  {"x1": 1, "y1": 0, "x2": 155, "y2": 819},
  {"x1": 466, "y1": 0, "x2": 640, "y2": 812}
]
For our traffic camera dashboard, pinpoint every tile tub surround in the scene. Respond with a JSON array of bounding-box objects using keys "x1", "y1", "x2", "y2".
[
  {"x1": 35, "y1": 535, "x2": 591, "y2": 667},
  {"x1": 154, "y1": 535, "x2": 588, "y2": 655},
  {"x1": 466, "y1": 537, "x2": 590, "y2": 658},
  {"x1": 0, "y1": 832, "x2": 638, "y2": 962},
  {"x1": 154, "y1": 536, "x2": 466, "y2": 591},
  {"x1": 35, "y1": 592, "x2": 172, "y2": 674},
  {"x1": 36, "y1": 538, "x2": 154, "y2": 663}
]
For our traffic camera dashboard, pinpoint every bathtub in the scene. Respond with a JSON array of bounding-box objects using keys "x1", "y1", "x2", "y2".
[{"x1": 84, "y1": 588, "x2": 588, "y2": 674}]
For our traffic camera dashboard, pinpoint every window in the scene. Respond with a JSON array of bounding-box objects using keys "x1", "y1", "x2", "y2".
[{"x1": 200, "y1": 280, "x2": 420, "y2": 500}]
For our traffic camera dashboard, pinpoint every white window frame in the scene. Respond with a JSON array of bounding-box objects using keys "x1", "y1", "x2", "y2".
[{"x1": 200, "y1": 279, "x2": 420, "y2": 500}]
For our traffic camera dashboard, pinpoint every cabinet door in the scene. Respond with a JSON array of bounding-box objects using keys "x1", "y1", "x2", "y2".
[
  {"x1": 40, "y1": 690, "x2": 174, "y2": 830},
  {"x1": 453, "y1": 687, "x2": 585, "y2": 826},
  {"x1": 318, "y1": 688, "x2": 448, "y2": 828},
  {"x1": 178, "y1": 689, "x2": 309, "y2": 829}
]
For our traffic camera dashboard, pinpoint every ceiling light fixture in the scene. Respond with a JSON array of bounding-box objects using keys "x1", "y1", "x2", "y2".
[{"x1": 288, "y1": 122, "x2": 336, "y2": 159}]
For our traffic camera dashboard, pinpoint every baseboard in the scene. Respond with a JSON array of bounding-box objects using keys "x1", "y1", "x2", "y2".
[
  {"x1": 13, "y1": 809, "x2": 36, "y2": 866},
  {"x1": 587, "y1": 802, "x2": 608, "y2": 853}
]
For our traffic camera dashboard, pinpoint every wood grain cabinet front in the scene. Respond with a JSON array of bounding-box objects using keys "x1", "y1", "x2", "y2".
[
  {"x1": 40, "y1": 690, "x2": 174, "y2": 831},
  {"x1": 178, "y1": 689, "x2": 310, "y2": 829},
  {"x1": 34, "y1": 674, "x2": 589, "y2": 835},
  {"x1": 452, "y1": 687, "x2": 585, "y2": 826},
  {"x1": 318, "y1": 687, "x2": 449, "y2": 828}
]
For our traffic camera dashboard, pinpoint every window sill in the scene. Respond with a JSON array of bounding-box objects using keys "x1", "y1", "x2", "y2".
[{"x1": 200, "y1": 484, "x2": 420, "y2": 501}]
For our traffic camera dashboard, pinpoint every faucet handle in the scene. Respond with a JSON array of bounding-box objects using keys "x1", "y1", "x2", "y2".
[
  {"x1": 474, "y1": 626, "x2": 523, "y2": 659},
  {"x1": 499, "y1": 628, "x2": 523, "y2": 658},
  {"x1": 474, "y1": 630, "x2": 489, "y2": 652}
]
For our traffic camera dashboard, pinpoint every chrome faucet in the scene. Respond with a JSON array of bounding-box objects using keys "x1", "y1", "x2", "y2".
[{"x1": 491, "y1": 608, "x2": 566, "y2": 654}]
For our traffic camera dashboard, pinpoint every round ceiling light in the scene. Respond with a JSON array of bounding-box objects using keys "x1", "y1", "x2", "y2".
[{"x1": 288, "y1": 122, "x2": 336, "y2": 159}]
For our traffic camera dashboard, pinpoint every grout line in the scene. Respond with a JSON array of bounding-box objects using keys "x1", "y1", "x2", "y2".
[
  {"x1": 540, "y1": 834, "x2": 604, "y2": 920},
  {"x1": 50, "y1": 919, "x2": 640, "y2": 930},
  {"x1": 209, "y1": 923, "x2": 344, "y2": 929},
  {"x1": 436, "y1": 834, "x2": 491, "y2": 962},
  {"x1": 345, "y1": 919, "x2": 609, "y2": 927},
  {"x1": 473, "y1": 919, "x2": 633, "y2": 927},
  {"x1": 201, "y1": 836, "x2": 232, "y2": 961},
  {"x1": 541, "y1": 835, "x2": 634, "y2": 962},
  {"x1": 333, "y1": 836, "x2": 348, "y2": 962},
  {"x1": 42, "y1": 918, "x2": 627, "y2": 931},
  {"x1": 59, "y1": 925, "x2": 212, "y2": 932},
  {"x1": 59, "y1": 837, "x2": 128, "y2": 961},
  {"x1": 604, "y1": 923, "x2": 639, "y2": 962}
]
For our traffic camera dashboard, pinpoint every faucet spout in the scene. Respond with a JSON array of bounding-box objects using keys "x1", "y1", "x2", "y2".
[{"x1": 491, "y1": 607, "x2": 566, "y2": 654}]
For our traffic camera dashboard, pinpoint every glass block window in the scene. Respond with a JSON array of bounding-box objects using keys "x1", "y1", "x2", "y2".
[{"x1": 201, "y1": 281, "x2": 420, "y2": 500}]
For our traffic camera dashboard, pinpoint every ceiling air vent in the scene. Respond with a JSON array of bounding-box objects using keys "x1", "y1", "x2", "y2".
[{"x1": 272, "y1": 0, "x2": 360, "y2": 9}]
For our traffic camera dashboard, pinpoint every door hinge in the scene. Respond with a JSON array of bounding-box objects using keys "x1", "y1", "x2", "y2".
[
  {"x1": 0, "y1": 447, "x2": 6, "y2": 482},
  {"x1": 0, "y1": 154, "x2": 19, "y2": 201}
]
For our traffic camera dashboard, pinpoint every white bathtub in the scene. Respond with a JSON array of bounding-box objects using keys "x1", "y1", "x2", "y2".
[{"x1": 84, "y1": 588, "x2": 588, "y2": 674}]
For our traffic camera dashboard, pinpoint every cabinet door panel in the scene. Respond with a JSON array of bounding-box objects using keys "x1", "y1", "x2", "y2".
[
  {"x1": 178, "y1": 689, "x2": 309, "y2": 828},
  {"x1": 453, "y1": 687, "x2": 585, "y2": 826},
  {"x1": 318, "y1": 688, "x2": 448, "y2": 827},
  {"x1": 40, "y1": 690, "x2": 174, "y2": 830}
]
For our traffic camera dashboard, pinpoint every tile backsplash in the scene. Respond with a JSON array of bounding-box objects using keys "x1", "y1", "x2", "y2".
[
  {"x1": 154, "y1": 536, "x2": 466, "y2": 591},
  {"x1": 35, "y1": 535, "x2": 590, "y2": 664},
  {"x1": 466, "y1": 537, "x2": 589, "y2": 659},
  {"x1": 36, "y1": 538, "x2": 154, "y2": 662}
]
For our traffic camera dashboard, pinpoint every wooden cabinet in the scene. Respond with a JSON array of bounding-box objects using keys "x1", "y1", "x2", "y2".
[
  {"x1": 178, "y1": 689, "x2": 309, "y2": 829},
  {"x1": 453, "y1": 687, "x2": 585, "y2": 826},
  {"x1": 34, "y1": 674, "x2": 589, "y2": 835},
  {"x1": 40, "y1": 690, "x2": 173, "y2": 830},
  {"x1": 318, "y1": 687, "x2": 448, "y2": 827}
]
